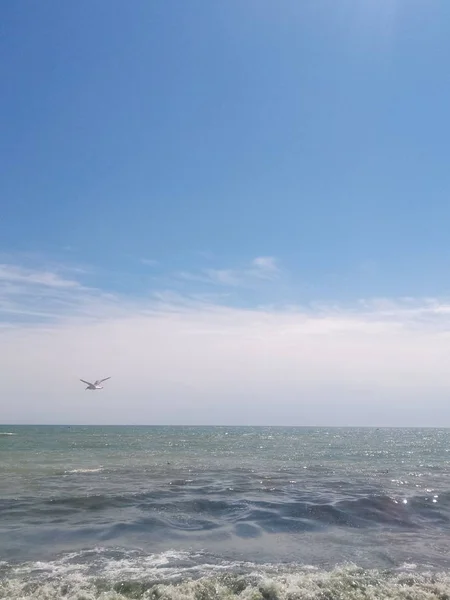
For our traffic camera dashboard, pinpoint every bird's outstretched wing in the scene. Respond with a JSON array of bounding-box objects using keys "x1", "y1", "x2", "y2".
[
  {"x1": 94, "y1": 377, "x2": 111, "y2": 385},
  {"x1": 80, "y1": 379, "x2": 93, "y2": 386}
]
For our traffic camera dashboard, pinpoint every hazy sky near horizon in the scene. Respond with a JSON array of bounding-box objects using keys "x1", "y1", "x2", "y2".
[{"x1": 2, "y1": 1, "x2": 450, "y2": 426}]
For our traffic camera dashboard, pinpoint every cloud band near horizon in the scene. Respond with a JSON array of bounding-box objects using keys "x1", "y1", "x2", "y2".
[{"x1": 1, "y1": 257, "x2": 450, "y2": 427}]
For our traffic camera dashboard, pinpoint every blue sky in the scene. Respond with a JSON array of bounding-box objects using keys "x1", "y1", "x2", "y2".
[{"x1": 2, "y1": 1, "x2": 450, "y2": 425}]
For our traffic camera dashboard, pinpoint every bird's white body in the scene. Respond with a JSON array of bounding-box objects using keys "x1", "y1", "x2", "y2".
[{"x1": 80, "y1": 377, "x2": 111, "y2": 390}]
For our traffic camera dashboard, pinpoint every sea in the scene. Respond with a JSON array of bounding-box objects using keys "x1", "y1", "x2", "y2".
[{"x1": 1, "y1": 425, "x2": 450, "y2": 599}]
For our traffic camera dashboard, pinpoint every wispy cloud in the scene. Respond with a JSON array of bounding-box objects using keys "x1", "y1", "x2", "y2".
[
  {"x1": 249, "y1": 256, "x2": 280, "y2": 279},
  {"x1": 203, "y1": 269, "x2": 241, "y2": 286},
  {"x1": 0, "y1": 264, "x2": 81, "y2": 288},
  {"x1": 0, "y1": 263, "x2": 106, "y2": 323},
  {"x1": 178, "y1": 256, "x2": 281, "y2": 288},
  {"x1": 140, "y1": 258, "x2": 159, "y2": 267}
]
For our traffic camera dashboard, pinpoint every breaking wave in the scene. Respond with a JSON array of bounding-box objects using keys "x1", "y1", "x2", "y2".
[{"x1": 1, "y1": 550, "x2": 449, "y2": 600}]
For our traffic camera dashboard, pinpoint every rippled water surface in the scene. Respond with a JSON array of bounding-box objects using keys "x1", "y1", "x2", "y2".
[{"x1": 1, "y1": 425, "x2": 450, "y2": 598}]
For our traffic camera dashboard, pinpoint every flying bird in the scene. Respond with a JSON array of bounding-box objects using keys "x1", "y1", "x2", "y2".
[{"x1": 80, "y1": 377, "x2": 111, "y2": 390}]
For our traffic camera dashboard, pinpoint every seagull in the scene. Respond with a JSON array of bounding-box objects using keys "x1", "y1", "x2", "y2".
[{"x1": 80, "y1": 377, "x2": 111, "y2": 390}]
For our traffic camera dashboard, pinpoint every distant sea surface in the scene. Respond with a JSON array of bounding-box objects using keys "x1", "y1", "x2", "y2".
[{"x1": 1, "y1": 425, "x2": 450, "y2": 599}]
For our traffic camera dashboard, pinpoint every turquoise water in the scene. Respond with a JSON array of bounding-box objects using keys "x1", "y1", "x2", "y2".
[{"x1": 1, "y1": 425, "x2": 450, "y2": 598}]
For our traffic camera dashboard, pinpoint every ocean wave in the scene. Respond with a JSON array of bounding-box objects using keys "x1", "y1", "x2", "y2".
[
  {"x1": 1, "y1": 551, "x2": 450, "y2": 599},
  {"x1": 0, "y1": 432, "x2": 16, "y2": 436},
  {"x1": 65, "y1": 468, "x2": 104, "y2": 474},
  {"x1": 2, "y1": 490, "x2": 449, "y2": 536}
]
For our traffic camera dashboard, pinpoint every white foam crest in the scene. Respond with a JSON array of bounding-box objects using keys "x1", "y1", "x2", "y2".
[
  {"x1": 0, "y1": 432, "x2": 16, "y2": 436},
  {"x1": 65, "y1": 467, "x2": 104, "y2": 474},
  {"x1": 7, "y1": 549, "x2": 209, "y2": 581},
  {"x1": 2, "y1": 563, "x2": 450, "y2": 600}
]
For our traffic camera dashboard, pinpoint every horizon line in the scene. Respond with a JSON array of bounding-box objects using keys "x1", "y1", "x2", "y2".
[{"x1": 1, "y1": 423, "x2": 449, "y2": 429}]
